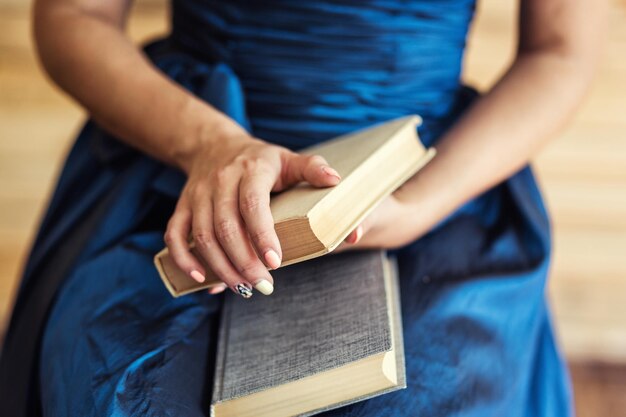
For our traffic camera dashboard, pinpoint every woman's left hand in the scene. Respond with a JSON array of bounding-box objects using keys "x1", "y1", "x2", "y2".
[{"x1": 335, "y1": 192, "x2": 419, "y2": 252}]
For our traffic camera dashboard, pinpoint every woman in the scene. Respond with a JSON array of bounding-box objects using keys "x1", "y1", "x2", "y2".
[{"x1": 0, "y1": 0, "x2": 605, "y2": 416}]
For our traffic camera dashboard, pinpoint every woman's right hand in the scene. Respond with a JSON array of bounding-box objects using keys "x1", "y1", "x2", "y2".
[
  {"x1": 31, "y1": 0, "x2": 347, "y2": 299},
  {"x1": 164, "y1": 121, "x2": 343, "y2": 298}
]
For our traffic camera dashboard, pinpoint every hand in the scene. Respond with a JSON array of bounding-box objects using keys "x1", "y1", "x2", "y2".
[
  {"x1": 335, "y1": 193, "x2": 419, "y2": 253},
  {"x1": 164, "y1": 122, "x2": 343, "y2": 297}
]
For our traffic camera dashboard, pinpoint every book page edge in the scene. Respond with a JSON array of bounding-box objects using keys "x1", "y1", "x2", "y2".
[{"x1": 324, "y1": 147, "x2": 436, "y2": 254}]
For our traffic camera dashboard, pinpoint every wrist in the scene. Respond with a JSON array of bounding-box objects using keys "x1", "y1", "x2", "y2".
[
  {"x1": 171, "y1": 98, "x2": 251, "y2": 174},
  {"x1": 393, "y1": 175, "x2": 458, "y2": 239}
]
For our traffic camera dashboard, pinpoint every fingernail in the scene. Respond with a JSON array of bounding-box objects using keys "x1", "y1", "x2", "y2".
[
  {"x1": 235, "y1": 283, "x2": 253, "y2": 298},
  {"x1": 264, "y1": 249, "x2": 281, "y2": 269},
  {"x1": 190, "y1": 270, "x2": 206, "y2": 283},
  {"x1": 354, "y1": 225, "x2": 363, "y2": 243},
  {"x1": 321, "y1": 165, "x2": 341, "y2": 180},
  {"x1": 209, "y1": 285, "x2": 227, "y2": 295},
  {"x1": 254, "y1": 279, "x2": 274, "y2": 296}
]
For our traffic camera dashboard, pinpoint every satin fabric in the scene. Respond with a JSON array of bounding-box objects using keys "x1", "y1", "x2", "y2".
[{"x1": 0, "y1": 1, "x2": 573, "y2": 416}]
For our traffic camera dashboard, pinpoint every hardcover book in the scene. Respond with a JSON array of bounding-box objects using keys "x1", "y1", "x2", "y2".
[
  {"x1": 154, "y1": 115, "x2": 434, "y2": 296},
  {"x1": 210, "y1": 250, "x2": 405, "y2": 417}
]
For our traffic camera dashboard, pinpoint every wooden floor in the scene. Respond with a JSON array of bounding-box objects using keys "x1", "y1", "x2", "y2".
[
  {"x1": 1, "y1": 0, "x2": 626, "y2": 415},
  {"x1": 571, "y1": 362, "x2": 626, "y2": 417}
]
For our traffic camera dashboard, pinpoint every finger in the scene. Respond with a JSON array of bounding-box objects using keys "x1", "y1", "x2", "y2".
[
  {"x1": 212, "y1": 168, "x2": 275, "y2": 295},
  {"x1": 191, "y1": 195, "x2": 259, "y2": 298},
  {"x1": 239, "y1": 166, "x2": 282, "y2": 269},
  {"x1": 353, "y1": 225, "x2": 364, "y2": 243},
  {"x1": 344, "y1": 230, "x2": 358, "y2": 244},
  {"x1": 344, "y1": 225, "x2": 364, "y2": 244},
  {"x1": 280, "y1": 153, "x2": 341, "y2": 189},
  {"x1": 208, "y1": 284, "x2": 227, "y2": 295},
  {"x1": 333, "y1": 240, "x2": 353, "y2": 254},
  {"x1": 164, "y1": 200, "x2": 206, "y2": 283}
]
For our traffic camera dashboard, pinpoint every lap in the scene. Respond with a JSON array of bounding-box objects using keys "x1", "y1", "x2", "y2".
[
  {"x1": 40, "y1": 198, "x2": 569, "y2": 417},
  {"x1": 40, "y1": 231, "x2": 221, "y2": 417}
]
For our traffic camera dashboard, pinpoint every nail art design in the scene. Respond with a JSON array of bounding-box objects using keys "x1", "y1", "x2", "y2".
[{"x1": 235, "y1": 283, "x2": 253, "y2": 298}]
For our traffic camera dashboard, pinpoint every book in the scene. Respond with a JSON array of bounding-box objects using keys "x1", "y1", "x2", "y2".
[
  {"x1": 210, "y1": 249, "x2": 405, "y2": 417},
  {"x1": 154, "y1": 115, "x2": 434, "y2": 297}
]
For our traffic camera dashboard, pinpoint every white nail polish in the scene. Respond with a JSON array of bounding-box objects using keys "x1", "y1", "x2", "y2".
[{"x1": 254, "y1": 279, "x2": 274, "y2": 295}]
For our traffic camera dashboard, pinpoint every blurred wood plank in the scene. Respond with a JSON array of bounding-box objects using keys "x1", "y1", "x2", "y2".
[
  {"x1": 571, "y1": 361, "x2": 626, "y2": 417},
  {"x1": 464, "y1": 0, "x2": 626, "y2": 363},
  {"x1": 0, "y1": 0, "x2": 170, "y2": 326}
]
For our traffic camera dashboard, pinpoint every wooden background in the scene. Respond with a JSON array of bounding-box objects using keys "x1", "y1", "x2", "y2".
[
  {"x1": 1, "y1": 0, "x2": 625, "y2": 415},
  {"x1": 465, "y1": 0, "x2": 626, "y2": 365}
]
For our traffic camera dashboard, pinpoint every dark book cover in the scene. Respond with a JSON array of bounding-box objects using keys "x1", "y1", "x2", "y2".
[{"x1": 211, "y1": 250, "x2": 406, "y2": 417}]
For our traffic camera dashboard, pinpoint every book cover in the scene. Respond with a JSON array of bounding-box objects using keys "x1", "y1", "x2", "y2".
[{"x1": 211, "y1": 250, "x2": 405, "y2": 417}]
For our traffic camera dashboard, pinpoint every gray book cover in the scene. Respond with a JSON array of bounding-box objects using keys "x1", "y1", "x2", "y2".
[{"x1": 211, "y1": 249, "x2": 406, "y2": 416}]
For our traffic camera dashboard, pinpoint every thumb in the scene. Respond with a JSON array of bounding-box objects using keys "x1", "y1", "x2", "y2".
[
  {"x1": 281, "y1": 153, "x2": 341, "y2": 189},
  {"x1": 344, "y1": 224, "x2": 364, "y2": 244}
]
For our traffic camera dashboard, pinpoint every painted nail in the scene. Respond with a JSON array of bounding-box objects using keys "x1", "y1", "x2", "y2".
[
  {"x1": 254, "y1": 279, "x2": 274, "y2": 296},
  {"x1": 209, "y1": 285, "x2": 227, "y2": 295},
  {"x1": 354, "y1": 225, "x2": 363, "y2": 243},
  {"x1": 321, "y1": 165, "x2": 341, "y2": 180},
  {"x1": 190, "y1": 270, "x2": 206, "y2": 283},
  {"x1": 235, "y1": 283, "x2": 253, "y2": 298},
  {"x1": 264, "y1": 249, "x2": 281, "y2": 270}
]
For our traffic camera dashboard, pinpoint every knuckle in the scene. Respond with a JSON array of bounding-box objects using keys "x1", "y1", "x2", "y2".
[
  {"x1": 233, "y1": 154, "x2": 247, "y2": 164},
  {"x1": 193, "y1": 232, "x2": 215, "y2": 249},
  {"x1": 280, "y1": 150, "x2": 297, "y2": 166},
  {"x1": 163, "y1": 231, "x2": 175, "y2": 245},
  {"x1": 257, "y1": 159, "x2": 275, "y2": 175},
  {"x1": 214, "y1": 167, "x2": 232, "y2": 186},
  {"x1": 188, "y1": 182, "x2": 208, "y2": 202},
  {"x1": 240, "y1": 193, "x2": 262, "y2": 214},
  {"x1": 243, "y1": 157, "x2": 273, "y2": 177},
  {"x1": 308, "y1": 154, "x2": 327, "y2": 167},
  {"x1": 241, "y1": 157, "x2": 257, "y2": 174},
  {"x1": 215, "y1": 219, "x2": 238, "y2": 242},
  {"x1": 250, "y1": 228, "x2": 272, "y2": 245}
]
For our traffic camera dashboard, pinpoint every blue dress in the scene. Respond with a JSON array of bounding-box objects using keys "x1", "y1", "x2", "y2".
[{"x1": 0, "y1": 1, "x2": 573, "y2": 416}]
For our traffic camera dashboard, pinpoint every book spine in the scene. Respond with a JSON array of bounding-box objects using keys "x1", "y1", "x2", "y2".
[
  {"x1": 386, "y1": 253, "x2": 407, "y2": 390},
  {"x1": 210, "y1": 295, "x2": 234, "y2": 415}
]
